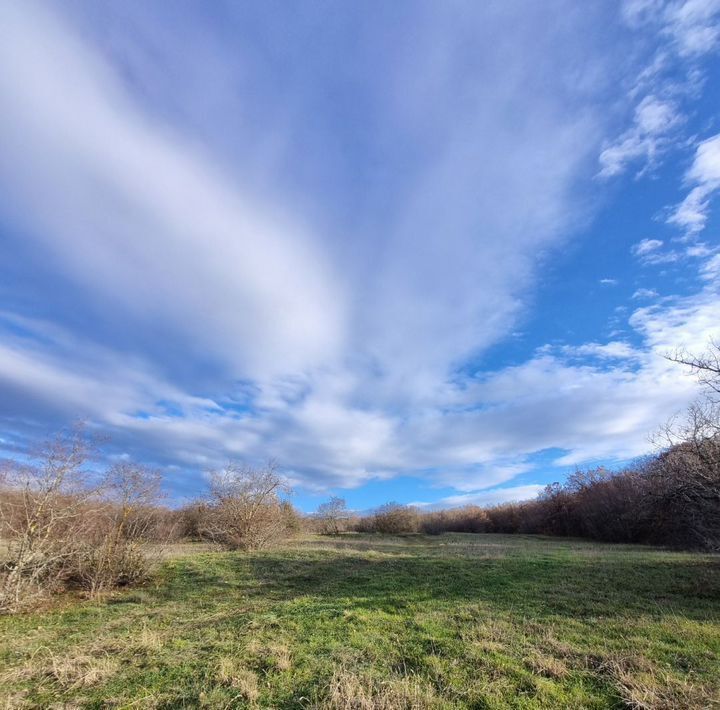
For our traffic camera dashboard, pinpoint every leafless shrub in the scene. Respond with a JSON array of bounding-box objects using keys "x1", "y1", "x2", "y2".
[
  {"x1": 177, "y1": 500, "x2": 213, "y2": 540},
  {"x1": 200, "y1": 461, "x2": 295, "y2": 550},
  {"x1": 0, "y1": 430, "x2": 172, "y2": 612},
  {"x1": 420, "y1": 506, "x2": 489, "y2": 535},
  {"x1": 315, "y1": 496, "x2": 349, "y2": 535},
  {"x1": 0, "y1": 427, "x2": 100, "y2": 613},
  {"x1": 370, "y1": 503, "x2": 419, "y2": 534},
  {"x1": 485, "y1": 502, "x2": 524, "y2": 533},
  {"x1": 65, "y1": 463, "x2": 165, "y2": 596}
]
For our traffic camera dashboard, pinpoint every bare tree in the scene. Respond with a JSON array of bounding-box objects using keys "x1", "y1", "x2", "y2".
[
  {"x1": 667, "y1": 338, "x2": 720, "y2": 395},
  {"x1": 315, "y1": 496, "x2": 348, "y2": 535},
  {"x1": 0, "y1": 426, "x2": 175, "y2": 610},
  {"x1": 654, "y1": 338, "x2": 720, "y2": 548},
  {"x1": 202, "y1": 461, "x2": 293, "y2": 550},
  {"x1": 650, "y1": 399, "x2": 720, "y2": 549}
]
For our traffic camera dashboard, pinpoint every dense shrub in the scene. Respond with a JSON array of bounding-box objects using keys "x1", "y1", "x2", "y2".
[
  {"x1": 349, "y1": 503, "x2": 419, "y2": 534},
  {"x1": 199, "y1": 462, "x2": 298, "y2": 550},
  {"x1": 0, "y1": 433, "x2": 171, "y2": 612},
  {"x1": 420, "y1": 506, "x2": 490, "y2": 534},
  {"x1": 371, "y1": 503, "x2": 419, "y2": 534}
]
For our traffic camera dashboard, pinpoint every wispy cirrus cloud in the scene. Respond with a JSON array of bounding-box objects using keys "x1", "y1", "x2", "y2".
[
  {"x1": 598, "y1": 96, "x2": 683, "y2": 177},
  {"x1": 623, "y1": 0, "x2": 720, "y2": 56},
  {"x1": 600, "y1": 1, "x2": 720, "y2": 179},
  {"x1": 0, "y1": 2, "x2": 346, "y2": 380}
]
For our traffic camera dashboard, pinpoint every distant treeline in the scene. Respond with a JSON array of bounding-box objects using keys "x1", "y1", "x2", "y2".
[{"x1": 342, "y1": 436, "x2": 720, "y2": 550}]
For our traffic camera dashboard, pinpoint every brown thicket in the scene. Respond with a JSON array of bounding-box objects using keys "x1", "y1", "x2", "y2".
[
  {"x1": 0, "y1": 430, "x2": 174, "y2": 613},
  {"x1": 65, "y1": 462, "x2": 168, "y2": 596}
]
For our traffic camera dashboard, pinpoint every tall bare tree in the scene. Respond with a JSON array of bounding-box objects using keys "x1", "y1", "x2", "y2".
[
  {"x1": 654, "y1": 338, "x2": 720, "y2": 548},
  {"x1": 667, "y1": 338, "x2": 720, "y2": 395}
]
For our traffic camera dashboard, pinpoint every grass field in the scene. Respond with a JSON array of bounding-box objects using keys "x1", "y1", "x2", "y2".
[{"x1": 1, "y1": 534, "x2": 719, "y2": 709}]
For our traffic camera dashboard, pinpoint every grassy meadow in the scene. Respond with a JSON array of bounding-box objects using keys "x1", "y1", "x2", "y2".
[{"x1": 1, "y1": 533, "x2": 719, "y2": 709}]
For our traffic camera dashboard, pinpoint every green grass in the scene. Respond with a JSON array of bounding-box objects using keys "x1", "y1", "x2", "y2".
[{"x1": 1, "y1": 534, "x2": 719, "y2": 708}]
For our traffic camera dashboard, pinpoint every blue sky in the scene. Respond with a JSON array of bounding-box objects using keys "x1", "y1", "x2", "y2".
[{"x1": 1, "y1": 0, "x2": 720, "y2": 512}]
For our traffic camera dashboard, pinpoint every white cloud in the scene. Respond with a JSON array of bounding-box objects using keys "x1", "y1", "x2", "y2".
[
  {"x1": 632, "y1": 288, "x2": 660, "y2": 299},
  {"x1": 599, "y1": 278, "x2": 619, "y2": 285},
  {"x1": 669, "y1": 133, "x2": 720, "y2": 235},
  {"x1": 0, "y1": 2, "x2": 346, "y2": 379},
  {"x1": 623, "y1": 0, "x2": 720, "y2": 56},
  {"x1": 665, "y1": 0, "x2": 720, "y2": 56},
  {"x1": 631, "y1": 238, "x2": 680, "y2": 265},
  {"x1": 632, "y1": 238, "x2": 664, "y2": 255},
  {"x1": 414, "y1": 484, "x2": 546, "y2": 510},
  {"x1": 605, "y1": 1, "x2": 720, "y2": 179},
  {"x1": 700, "y1": 253, "x2": 720, "y2": 280},
  {"x1": 0, "y1": 1, "x2": 718, "y2": 503},
  {"x1": 0, "y1": 279, "x2": 716, "y2": 494},
  {"x1": 598, "y1": 96, "x2": 682, "y2": 177},
  {"x1": 686, "y1": 243, "x2": 714, "y2": 257}
]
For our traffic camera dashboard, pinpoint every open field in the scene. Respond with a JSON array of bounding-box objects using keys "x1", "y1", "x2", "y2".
[{"x1": 1, "y1": 534, "x2": 719, "y2": 709}]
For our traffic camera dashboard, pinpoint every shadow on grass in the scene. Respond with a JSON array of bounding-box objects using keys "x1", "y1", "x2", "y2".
[
  {"x1": 159, "y1": 543, "x2": 720, "y2": 623},
  {"x1": 261, "y1": 554, "x2": 719, "y2": 618}
]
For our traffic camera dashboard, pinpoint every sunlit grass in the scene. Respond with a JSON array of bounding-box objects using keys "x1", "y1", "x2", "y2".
[{"x1": 1, "y1": 533, "x2": 719, "y2": 708}]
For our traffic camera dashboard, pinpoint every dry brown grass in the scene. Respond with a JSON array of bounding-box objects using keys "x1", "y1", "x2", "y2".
[
  {"x1": 317, "y1": 669, "x2": 441, "y2": 709},
  {"x1": 131, "y1": 621, "x2": 165, "y2": 653},
  {"x1": 245, "y1": 639, "x2": 293, "y2": 672},
  {"x1": 601, "y1": 656, "x2": 718, "y2": 710},
  {"x1": 526, "y1": 652, "x2": 570, "y2": 681},
  {"x1": 215, "y1": 657, "x2": 260, "y2": 701},
  {"x1": 1, "y1": 646, "x2": 117, "y2": 697}
]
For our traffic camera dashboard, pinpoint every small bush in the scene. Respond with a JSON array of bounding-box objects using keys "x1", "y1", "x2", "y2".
[
  {"x1": 369, "y1": 503, "x2": 419, "y2": 534},
  {"x1": 200, "y1": 461, "x2": 296, "y2": 550}
]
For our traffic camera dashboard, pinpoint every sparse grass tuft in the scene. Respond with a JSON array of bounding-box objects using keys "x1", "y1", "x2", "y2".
[
  {"x1": 319, "y1": 667, "x2": 442, "y2": 709},
  {"x1": 216, "y1": 657, "x2": 260, "y2": 700}
]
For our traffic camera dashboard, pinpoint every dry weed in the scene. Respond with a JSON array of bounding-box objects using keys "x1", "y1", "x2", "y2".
[
  {"x1": 316, "y1": 668, "x2": 440, "y2": 709},
  {"x1": 526, "y1": 652, "x2": 570, "y2": 680},
  {"x1": 216, "y1": 657, "x2": 260, "y2": 702}
]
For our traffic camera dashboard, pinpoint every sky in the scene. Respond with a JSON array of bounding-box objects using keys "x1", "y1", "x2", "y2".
[{"x1": 1, "y1": 0, "x2": 719, "y2": 512}]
